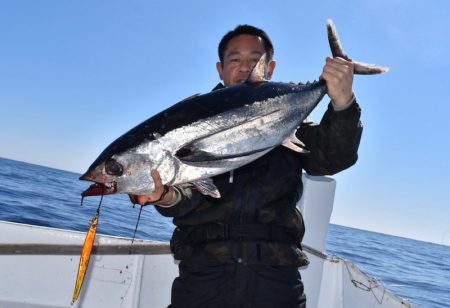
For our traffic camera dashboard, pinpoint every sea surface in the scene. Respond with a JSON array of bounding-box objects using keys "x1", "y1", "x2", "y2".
[{"x1": 0, "y1": 157, "x2": 449, "y2": 308}]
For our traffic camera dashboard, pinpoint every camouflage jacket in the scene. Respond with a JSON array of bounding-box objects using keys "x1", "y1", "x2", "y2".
[{"x1": 156, "y1": 84, "x2": 362, "y2": 268}]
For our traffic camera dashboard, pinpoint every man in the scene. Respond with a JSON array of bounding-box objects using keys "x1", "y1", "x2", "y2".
[{"x1": 130, "y1": 25, "x2": 361, "y2": 308}]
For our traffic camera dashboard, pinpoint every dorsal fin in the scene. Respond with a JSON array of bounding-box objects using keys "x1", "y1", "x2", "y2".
[{"x1": 246, "y1": 53, "x2": 268, "y2": 83}]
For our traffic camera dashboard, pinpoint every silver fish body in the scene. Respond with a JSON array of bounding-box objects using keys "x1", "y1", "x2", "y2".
[{"x1": 80, "y1": 80, "x2": 327, "y2": 197}]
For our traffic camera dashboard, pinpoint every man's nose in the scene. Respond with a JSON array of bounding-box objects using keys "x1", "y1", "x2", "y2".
[{"x1": 239, "y1": 59, "x2": 252, "y2": 72}]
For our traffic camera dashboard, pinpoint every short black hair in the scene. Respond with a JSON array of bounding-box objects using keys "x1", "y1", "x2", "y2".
[{"x1": 218, "y1": 24, "x2": 274, "y2": 63}]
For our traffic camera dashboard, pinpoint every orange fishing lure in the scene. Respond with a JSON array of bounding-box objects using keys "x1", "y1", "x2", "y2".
[{"x1": 71, "y1": 212, "x2": 99, "y2": 304}]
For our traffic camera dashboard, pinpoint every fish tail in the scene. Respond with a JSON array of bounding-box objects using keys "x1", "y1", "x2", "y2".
[{"x1": 326, "y1": 19, "x2": 389, "y2": 75}]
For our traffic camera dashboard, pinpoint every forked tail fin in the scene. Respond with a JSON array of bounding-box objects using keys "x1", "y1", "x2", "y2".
[{"x1": 327, "y1": 19, "x2": 390, "y2": 75}]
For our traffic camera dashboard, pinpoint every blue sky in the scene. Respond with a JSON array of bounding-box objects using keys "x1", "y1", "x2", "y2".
[{"x1": 1, "y1": 0, "x2": 449, "y2": 245}]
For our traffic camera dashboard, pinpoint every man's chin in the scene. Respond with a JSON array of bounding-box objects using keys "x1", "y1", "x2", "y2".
[{"x1": 229, "y1": 79, "x2": 246, "y2": 86}]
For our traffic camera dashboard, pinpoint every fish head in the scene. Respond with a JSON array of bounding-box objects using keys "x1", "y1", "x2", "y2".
[{"x1": 80, "y1": 151, "x2": 160, "y2": 197}]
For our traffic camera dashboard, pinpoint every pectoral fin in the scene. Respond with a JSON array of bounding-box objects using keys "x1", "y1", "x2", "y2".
[
  {"x1": 177, "y1": 146, "x2": 273, "y2": 163},
  {"x1": 282, "y1": 132, "x2": 309, "y2": 154},
  {"x1": 191, "y1": 178, "x2": 221, "y2": 198}
]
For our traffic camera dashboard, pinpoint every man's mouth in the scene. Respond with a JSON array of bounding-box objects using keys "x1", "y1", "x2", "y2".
[{"x1": 232, "y1": 78, "x2": 247, "y2": 85}]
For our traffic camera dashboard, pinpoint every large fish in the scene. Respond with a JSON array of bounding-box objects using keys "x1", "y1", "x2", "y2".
[{"x1": 80, "y1": 20, "x2": 388, "y2": 198}]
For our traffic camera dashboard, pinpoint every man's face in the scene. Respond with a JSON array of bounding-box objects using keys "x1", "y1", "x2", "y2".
[{"x1": 217, "y1": 34, "x2": 276, "y2": 87}]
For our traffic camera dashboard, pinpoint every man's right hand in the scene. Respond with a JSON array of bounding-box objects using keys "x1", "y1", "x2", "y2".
[{"x1": 128, "y1": 169, "x2": 178, "y2": 206}]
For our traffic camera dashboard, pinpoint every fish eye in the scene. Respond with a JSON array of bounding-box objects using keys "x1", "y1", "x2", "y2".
[{"x1": 105, "y1": 159, "x2": 123, "y2": 176}]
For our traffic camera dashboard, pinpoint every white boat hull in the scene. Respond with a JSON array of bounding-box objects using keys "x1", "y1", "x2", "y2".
[{"x1": 0, "y1": 175, "x2": 412, "y2": 308}]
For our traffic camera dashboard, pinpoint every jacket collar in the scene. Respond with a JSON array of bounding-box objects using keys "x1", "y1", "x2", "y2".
[{"x1": 212, "y1": 83, "x2": 225, "y2": 91}]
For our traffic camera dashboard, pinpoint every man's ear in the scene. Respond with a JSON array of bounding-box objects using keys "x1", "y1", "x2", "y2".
[
  {"x1": 216, "y1": 62, "x2": 224, "y2": 80},
  {"x1": 266, "y1": 60, "x2": 277, "y2": 80}
]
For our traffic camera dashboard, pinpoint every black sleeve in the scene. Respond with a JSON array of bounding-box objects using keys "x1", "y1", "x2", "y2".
[
  {"x1": 154, "y1": 184, "x2": 205, "y2": 217},
  {"x1": 295, "y1": 100, "x2": 363, "y2": 175}
]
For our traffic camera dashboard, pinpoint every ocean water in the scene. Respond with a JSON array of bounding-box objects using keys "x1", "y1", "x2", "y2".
[{"x1": 0, "y1": 157, "x2": 449, "y2": 308}]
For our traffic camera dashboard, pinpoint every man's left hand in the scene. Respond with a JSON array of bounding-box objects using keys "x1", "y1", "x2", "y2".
[
  {"x1": 320, "y1": 57, "x2": 354, "y2": 106},
  {"x1": 128, "y1": 169, "x2": 173, "y2": 206}
]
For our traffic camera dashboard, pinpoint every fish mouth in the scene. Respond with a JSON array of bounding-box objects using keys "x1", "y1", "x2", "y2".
[
  {"x1": 81, "y1": 182, "x2": 118, "y2": 197},
  {"x1": 79, "y1": 171, "x2": 96, "y2": 181}
]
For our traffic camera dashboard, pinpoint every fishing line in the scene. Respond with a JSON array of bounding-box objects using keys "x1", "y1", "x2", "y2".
[
  {"x1": 96, "y1": 193, "x2": 104, "y2": 214},
  {"x1": 129, "y1": 205, "x2": 144, "y2": 254}
]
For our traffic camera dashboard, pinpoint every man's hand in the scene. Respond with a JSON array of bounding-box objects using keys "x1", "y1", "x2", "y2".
[
  {"x1": 320, "y1": 57, "x2": 354, "y2": 107},
  {"x1": 128, "y1": 169, "x2": 177, "y2": 206}
]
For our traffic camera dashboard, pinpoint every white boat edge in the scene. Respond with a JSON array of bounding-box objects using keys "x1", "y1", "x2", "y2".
[{"x1": 0, "y1": 174, "x2": 414, "y2": 308}]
